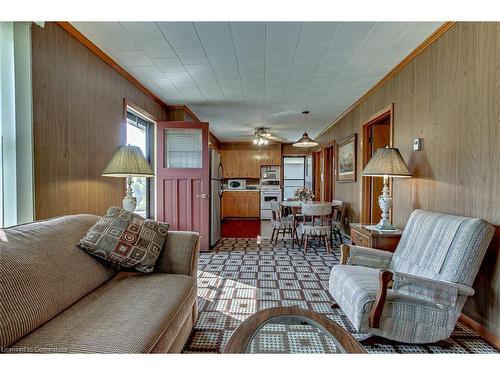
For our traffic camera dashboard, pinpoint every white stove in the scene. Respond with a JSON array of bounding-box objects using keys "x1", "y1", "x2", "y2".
[{"x1": 260, "y1": 188, "x2": 281, "y2": 220}]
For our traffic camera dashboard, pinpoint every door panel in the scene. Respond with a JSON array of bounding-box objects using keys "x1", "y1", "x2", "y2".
[{"x1": 157, "y1": 121, "x2": 209, "y2": 251}]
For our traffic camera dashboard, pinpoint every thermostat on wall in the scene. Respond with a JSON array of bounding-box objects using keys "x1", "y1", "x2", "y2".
[{"x1": 413, "y1": 138, "x2": 423, "y2": 151}]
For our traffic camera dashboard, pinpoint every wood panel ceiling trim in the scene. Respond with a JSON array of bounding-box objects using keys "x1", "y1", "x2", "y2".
[{"x1": 316, "y1": 21, "x2": 456, "y2": 139}]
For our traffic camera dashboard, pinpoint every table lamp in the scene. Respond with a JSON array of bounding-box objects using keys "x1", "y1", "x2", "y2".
[
  {"x1": 102, "y1": 145, "x2": 154, "y2": 212},
  {"x1": 361, "y1": 146, "x2": 411, "y2": 231}
]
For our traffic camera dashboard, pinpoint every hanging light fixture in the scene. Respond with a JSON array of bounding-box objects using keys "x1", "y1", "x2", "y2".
[
  {"x1": 293, "y1": 110, "x2": 318, "y2": 148},
  {"x1": 252, "y1": 128, "x2": 270, "y2": 146}
]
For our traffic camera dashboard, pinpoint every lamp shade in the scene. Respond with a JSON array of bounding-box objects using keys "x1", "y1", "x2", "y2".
[
  {"x1": 102, "y1": 145, "x2": 154, "y2": 177},
  {"x1": 362, "y1": 147, "x2": 411, "y2": 178},
  {"x1": 292, "y1": 132, "x2": 319, "y2": 148}
]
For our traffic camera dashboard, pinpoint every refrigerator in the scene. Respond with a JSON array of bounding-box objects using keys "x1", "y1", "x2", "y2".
[{"x1": 210, "y1": 149, "x2": 222, "y2": 247}]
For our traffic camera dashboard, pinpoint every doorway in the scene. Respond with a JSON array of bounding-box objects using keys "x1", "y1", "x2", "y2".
[{"x1": 361, "y1": 104, "x2": 393, "y2": 224}]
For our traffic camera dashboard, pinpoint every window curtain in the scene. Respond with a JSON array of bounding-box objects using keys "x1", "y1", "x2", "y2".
[{"x1": 0, "y1": 22, "x2": 34, "y2": 227}]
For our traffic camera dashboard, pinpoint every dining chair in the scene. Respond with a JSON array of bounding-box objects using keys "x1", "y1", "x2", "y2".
[
  {"x1": 270, "y1": 201, "x2": 295, "y2": 245},
  {"x1": 331, "y1": 200, "x2": 346, "y2": 245},
  {"x1": 298, "y1": 203, "x2": 332, "y2": 253}
]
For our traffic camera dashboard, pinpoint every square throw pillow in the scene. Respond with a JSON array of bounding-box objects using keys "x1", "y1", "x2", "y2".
[{"x1": 78, "y1": 206, "x2": 170, "y2": 273}]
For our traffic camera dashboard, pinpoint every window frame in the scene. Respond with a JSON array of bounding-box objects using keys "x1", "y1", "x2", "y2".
[
  {"x1": 283, "y1": 156, "x2": 307, "y2": 200},
  {"x1": 126, "y1": 108, "x2": 155, "y2": 218}
]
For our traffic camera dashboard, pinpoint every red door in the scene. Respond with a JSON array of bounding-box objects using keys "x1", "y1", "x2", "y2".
[{"x1": 156, "y1": 121, "x2": 210, "y2": 251}]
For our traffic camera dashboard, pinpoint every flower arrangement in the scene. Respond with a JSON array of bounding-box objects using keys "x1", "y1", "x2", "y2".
[{"x1": 294, "y1": 186, "x2": 315, "y2": 202}]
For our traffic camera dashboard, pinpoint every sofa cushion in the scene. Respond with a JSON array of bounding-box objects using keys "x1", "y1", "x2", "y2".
[
  {"x1": 78, "y1": 207, "x2": 169, "y2": 273},
  {"x1": 0, "y1": 215, "x2": 116, "y2": 350},
  {"x1": 8, "y1": 273, "x2": 197, "y2": 353}
]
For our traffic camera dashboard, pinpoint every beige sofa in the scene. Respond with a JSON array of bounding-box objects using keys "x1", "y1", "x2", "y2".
[{"x1": 0, "y1": 214, "x2": 199, "y2": 353}]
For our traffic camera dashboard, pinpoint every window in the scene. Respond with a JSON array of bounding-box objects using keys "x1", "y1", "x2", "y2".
[
  {"x1": 126, "y1": 109, "x2": 154, "y2": 218},
  {"x1": 283, "y1": 156, "x2": 306, "y2": 200},
  {"x1": 305, "y1": 155, "x2": 313, "y2": 189},
  {"x1": 164, "y1": 128, "x2": 202, "y2": 168}
]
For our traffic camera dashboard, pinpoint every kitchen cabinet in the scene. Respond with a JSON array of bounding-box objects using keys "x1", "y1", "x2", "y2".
[
  {"x1": 259, "y1": 149, "x2": 281, "y2": 165},
  {"x1": 220, "y1": 148, "x2": 280, "y2": 178},
  {"x1": 222, "y1": 191, "x2": 260, "y2": 218}
]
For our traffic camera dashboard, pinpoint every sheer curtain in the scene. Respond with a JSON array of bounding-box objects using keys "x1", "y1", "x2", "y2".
[{"x1": 0, "y1": 22, "x2": 33, "y2": 227}]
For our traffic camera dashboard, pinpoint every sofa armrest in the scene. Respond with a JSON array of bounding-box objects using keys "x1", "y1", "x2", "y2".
[
  {"x1": 155, "y1": 231, "x2": 200, "y2": 277},
  {"x1": 341, "y1": 244, "x2": 393, "y2": 268}
]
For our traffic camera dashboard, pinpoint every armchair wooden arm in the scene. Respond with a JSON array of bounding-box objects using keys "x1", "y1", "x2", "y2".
[
  {"x1": 340, "y1": 244, "x2": 351, "y2": 265},
  {"x1": 369, "y1": 269, "x2": 393, "y2": 328}
]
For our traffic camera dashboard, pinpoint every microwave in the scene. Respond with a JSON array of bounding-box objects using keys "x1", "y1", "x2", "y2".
[{"x1": 227, "y1": 179, "x2": 246, "y2": 190}]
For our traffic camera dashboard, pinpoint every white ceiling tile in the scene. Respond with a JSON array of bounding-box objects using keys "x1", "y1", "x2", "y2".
[
  {"x1": 266, "y1": 22, "x2": 302, "y2": 34},
  {"x1": 120, "y1": 22, "x2": 164, "y2": 41},
  {"x1": 315, "y1": 66, "x2": 343, "y2": 79},
  {"x1": 239, "y1": 61, "x2": 265, "y2": 75},
  {"x1": 128, "y1": 65, "x2": 166, "y2": 80},
  {"x1": 109, "y1": 49, "x2": 154, "y2": 67},
  {"x1": 377, "y1": 49, "x2": 411, "y2": 66},
  {"x1": 267, "y1": 33, "x2": 300, "y2": 53},
  {"x1": 157, "y1": 22, "x2": 202, "y2": 49},
  {"x1": 342, "y1": 58, "x2": 378, "y2": 73},
  {"x1": 154, "y1": 57, "x2": 186, "y2": 73},
  {"x1": 72, "y1": 21, "x2": 442, "y2": 142},
  {"x1": 328, "y1": 22, "x2": 375, "y2": 51},
  {"x1": 291, "y1": 60, "x2": 320, "y2": 74},
  {"x1": 235, "y1": 43, "x2": 265, "y2": 61},
  {"x1": 335, "y1": 71, "x2": 363, "y2": 84},
  {"x1": 392, "y1": 22, "x2": 442, "y2": 50},
  {"x1": 267, "y1": 52, "x2": 294, "y2": 67},
  {"x1": 230, "y1": 22, "x2": 265, "y2": 44},
  {"x1": 137, "y1": 40, "x2": 176, "y2": 58},
  {"x1": 176, "y1": 48, "x2": 209, "y2": 65},
  {"x1": 321, "y1": 50, "x2": 355, "y2": 67},
  {"x1": 300, "y1": 22, "x2": 339, "y2": 43},
  {"x1": 295, "y1": 42, "x2": 329, "y2": 60}
]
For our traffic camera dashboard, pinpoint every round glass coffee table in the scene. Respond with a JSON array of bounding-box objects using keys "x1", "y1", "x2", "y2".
[{"x1": 223, "y1": 307, "x2": 366, "y2": 354}]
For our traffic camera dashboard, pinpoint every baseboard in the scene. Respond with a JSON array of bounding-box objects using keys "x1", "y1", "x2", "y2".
[{"x1": 459, "y1": 314, "x2": 500, "y2": 350}]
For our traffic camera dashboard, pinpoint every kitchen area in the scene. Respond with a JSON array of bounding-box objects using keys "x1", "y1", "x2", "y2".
[{"x1": 209, "y1": 143, "x2": 283, "y2": 247}]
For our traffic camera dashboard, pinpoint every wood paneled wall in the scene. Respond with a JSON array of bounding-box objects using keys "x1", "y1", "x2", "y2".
[
  {"x1": 315, "y1": 22, "x2": 500, "y2": 337},
  {"x1": 32, "y1": 22, "x2": 169, "y2": 219}
]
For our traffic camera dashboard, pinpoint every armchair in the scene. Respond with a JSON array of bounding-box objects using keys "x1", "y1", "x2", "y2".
[{"x1": 329, "y1": 209, "x2": 494, "y2": 344}]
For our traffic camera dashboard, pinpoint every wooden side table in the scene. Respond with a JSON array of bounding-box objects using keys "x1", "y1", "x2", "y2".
[{"x1": 349, "y1": 223, "x2": 403, "y2": 252}]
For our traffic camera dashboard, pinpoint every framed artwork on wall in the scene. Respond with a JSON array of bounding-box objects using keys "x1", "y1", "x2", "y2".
[{"x1": 336, "y1": 134, "x2": 357, "y2": 183}]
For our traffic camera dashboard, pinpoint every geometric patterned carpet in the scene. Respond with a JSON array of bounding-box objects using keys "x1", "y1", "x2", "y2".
[{"x1": 182, "y1": 237, "x2": 498, "y2": 354}]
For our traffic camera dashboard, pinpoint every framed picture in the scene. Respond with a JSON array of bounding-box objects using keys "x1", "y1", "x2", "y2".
[{"x1": 336, "y1": 134, "x2": 357, "y2": 183}]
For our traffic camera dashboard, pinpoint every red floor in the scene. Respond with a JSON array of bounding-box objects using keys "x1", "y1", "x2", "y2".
[{"x1": 221, "y1": 219, "x2": 261, "y2": 238}]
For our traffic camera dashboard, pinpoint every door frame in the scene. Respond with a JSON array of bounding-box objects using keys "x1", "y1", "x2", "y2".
[
  {"x1": 322, "y1": 141, "x2": 335, "y2": 202},
  {"x1": 360, "y1": 104, "x2": 394, "y2": 224},
  {"x1": 312, "y1": 150, "x2": 322, "y2": 201},
  {"x1": 156, "y1": 121, "x2": 210, "y2": 251}
]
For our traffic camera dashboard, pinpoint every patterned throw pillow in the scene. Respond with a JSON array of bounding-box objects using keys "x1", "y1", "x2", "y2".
[{"x1": 78, "y1": 207, "x2": 170, "y2": 273}]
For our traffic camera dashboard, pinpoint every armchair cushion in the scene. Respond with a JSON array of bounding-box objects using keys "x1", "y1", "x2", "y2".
[{"x1": 347, "y1": 245, "x2": 393, "y2": 269}]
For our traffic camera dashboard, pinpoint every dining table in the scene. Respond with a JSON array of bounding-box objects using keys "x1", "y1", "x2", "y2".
[{"x1": 279, "y1": 200, "x2": 341, "y2": 248}]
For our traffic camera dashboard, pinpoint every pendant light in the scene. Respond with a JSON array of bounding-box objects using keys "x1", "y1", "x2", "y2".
[{"x1": 293, "y1": 110, "x2": 318, "y2": 148}]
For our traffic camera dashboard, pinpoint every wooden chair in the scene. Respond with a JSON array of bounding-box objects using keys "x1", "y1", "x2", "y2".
[
  {"x1": 331, "y1": 200, "x2": 346, "y2": 245},
  {"x1": 298, "y1": 203, "x2": 332, "y2": 253},
  {"x1": 270, "y1": 201, "x2": 295, "y2": 245}
]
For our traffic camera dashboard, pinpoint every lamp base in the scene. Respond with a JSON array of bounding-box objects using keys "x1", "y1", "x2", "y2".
[
  {"x1": 122, "y1": 175, "x2": 137, "y2": 212},
  {"x1": 374, "y1": 220, "x2": 397, "y2": 231}
]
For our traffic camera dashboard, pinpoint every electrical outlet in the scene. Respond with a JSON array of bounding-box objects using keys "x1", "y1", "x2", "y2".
[{"x1": 413, "y1": 138, "x2": 423, "y2": 151}]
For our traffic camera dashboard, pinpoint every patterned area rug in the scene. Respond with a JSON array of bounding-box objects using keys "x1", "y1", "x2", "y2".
[{"x1": 182, "y1": 238, "x2": 498, "y2": 354}]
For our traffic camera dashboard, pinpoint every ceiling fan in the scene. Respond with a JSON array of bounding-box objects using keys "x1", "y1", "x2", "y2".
[{"x1": 252, "y1": 128, "x2": 272, "y2": 145}]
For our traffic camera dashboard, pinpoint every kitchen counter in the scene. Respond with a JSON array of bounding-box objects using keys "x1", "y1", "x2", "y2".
[{"x1": 223, "y1": 189, "x2": 260, "y2": 192}]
